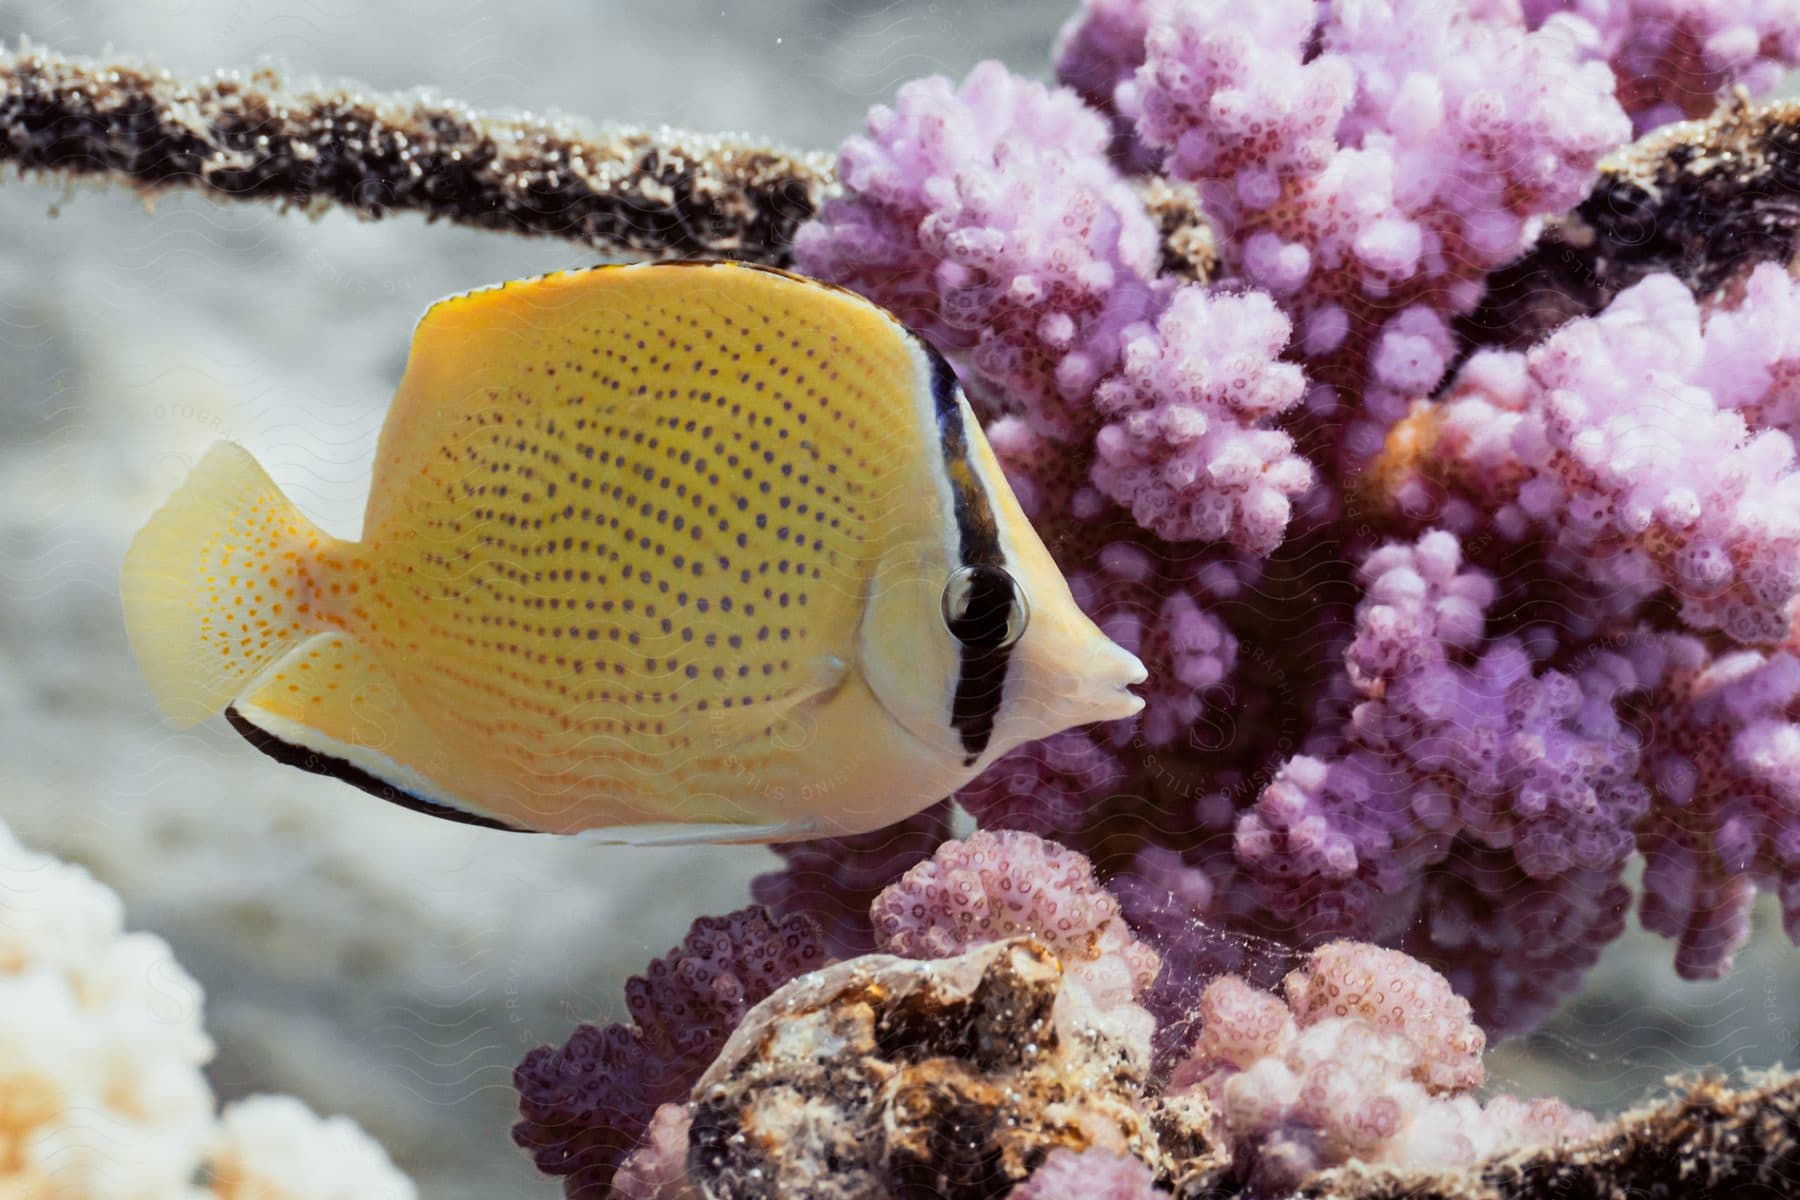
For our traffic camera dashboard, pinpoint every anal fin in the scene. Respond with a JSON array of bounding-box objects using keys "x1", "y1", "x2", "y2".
[{"x1": 229, "y1": 633, "x2": 529, "y2": 833}]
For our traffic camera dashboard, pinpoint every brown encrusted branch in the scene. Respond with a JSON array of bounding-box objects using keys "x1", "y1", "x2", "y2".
[
  {"x1": 1459, "y1": 93, "x2": 1800, "y2": 352},
  {"x1": 11, "y1": 44, "x2": 1800, "y2": 341},
  {"x1": 0, "y1": 43, "x2": 1231, "y2": 284},
  {"x1": 1259, "y1": 1071, "x2": 1800, "y2": 1200},
  {"x1": 0, "y1": 43, "x2": 837, "y2": 264}
]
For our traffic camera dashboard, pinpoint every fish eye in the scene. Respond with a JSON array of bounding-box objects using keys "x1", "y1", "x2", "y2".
[{"x1": 940, "y1": 563, "x2": 1029, "y2": 650}]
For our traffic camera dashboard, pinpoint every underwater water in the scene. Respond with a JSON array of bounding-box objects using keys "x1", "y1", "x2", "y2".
[{"x1": 1, "y1": 1, "x2": 1798, "y2": 1198}]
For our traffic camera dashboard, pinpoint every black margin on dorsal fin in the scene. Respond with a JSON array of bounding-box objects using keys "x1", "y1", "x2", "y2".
[{"x1": 224, "y1": 706, "x2": 535, "y2": 834}]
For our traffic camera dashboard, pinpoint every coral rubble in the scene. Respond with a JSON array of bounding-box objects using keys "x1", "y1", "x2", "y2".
[{"x1": 688, "y1": 938, "x2": 1157, "y2": 1199}]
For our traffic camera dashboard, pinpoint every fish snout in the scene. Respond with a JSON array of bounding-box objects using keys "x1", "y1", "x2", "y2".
[
  {"x1": 1084, "y1": 639, "x2": 1148, "y2": 723},
  {"x1": 1019, "y1": 622, "x2": 1146, "y2": 737}
]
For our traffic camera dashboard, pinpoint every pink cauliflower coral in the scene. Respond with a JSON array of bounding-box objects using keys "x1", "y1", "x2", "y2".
[
  {"x1": 1171, "y1": 941, "x2": 1597, "y2": 1193},
  {"x1": 871, "y1": 829, "x2": 1161, "y2": 1008},
  {"x1": 610, "y1": 1104, "x2": 695, "y2": 1200},
  {"x1": 1282, "y1": 940, "x2": 1485, "y2": 1092},
  {"x1": 1091, "y1": 286, "x2": 1312, "y2": 552}
]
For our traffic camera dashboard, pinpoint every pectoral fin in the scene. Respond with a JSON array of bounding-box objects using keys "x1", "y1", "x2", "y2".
[{"x1": 688, "y1": 653, "x2": 850, "y2": 754}]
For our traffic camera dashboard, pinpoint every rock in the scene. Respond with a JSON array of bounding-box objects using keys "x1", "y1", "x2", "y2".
[
  {"x1": 1148, "y1": 1089, "x2": 1233, "y2": 1196},
  {"x1": 686, "y1": 938, "x2": 1158, "y2": 1200}
]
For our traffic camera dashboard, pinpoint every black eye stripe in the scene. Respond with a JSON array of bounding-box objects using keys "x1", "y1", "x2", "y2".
[
  {"x1": 919, "y1": 338, "x2": 1015, "y2": 766},
  {"x1": 948, "y1": 570, "x2": 1017, "y2": 645}
]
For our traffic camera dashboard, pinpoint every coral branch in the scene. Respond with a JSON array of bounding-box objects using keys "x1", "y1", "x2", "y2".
[
  {"x1": 0, "y1": 43, "x2": 834, "y2": 263},
  {"x1": 27, "y1": 36, "x2": 1796, "y2": 363},
  {"x1": 1462, "y1": 96, "x2": 1800, "y2": 352}
]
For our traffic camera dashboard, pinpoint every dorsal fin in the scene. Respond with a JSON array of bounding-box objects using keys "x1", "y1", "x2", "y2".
[{"x1": 365, "y1": 260, "x2": 942, "y2": 535}]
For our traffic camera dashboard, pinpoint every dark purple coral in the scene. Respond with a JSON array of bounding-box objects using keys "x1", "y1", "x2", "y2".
[
  {"x1": 750, "y1": 800, "x2": 954, "y2": 958},
  {"x1": 511, "y1": 906, "x2": 825, "y2": 1199}
]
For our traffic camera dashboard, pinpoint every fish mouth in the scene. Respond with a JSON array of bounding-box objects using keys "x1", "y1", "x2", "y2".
[
  {"x1": 1092, "y1": 645, "x2": 1148, "y2": 722},
  {"x1": 1122, "y1": 649, "x2": 1149, "y2": 688},
  {"x1": 1088, "y1": 683, "x2": 1145, "y2": 725}
]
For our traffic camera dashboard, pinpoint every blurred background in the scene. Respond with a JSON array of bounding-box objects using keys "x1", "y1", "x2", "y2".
[{"x1": 0, "y1": 2, "x2": 1795, "y2": 1195}]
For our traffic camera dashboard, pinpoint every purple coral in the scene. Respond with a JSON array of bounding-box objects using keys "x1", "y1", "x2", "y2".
[
  {"x1": 511, "y1": 907, "x2": 824, "y2": 1200},
  {"x1": 1523, "y1": 0, "x2": 1800, "y2": 132},
  {"x1": 1350, "y1": 268, "x2": 1800, "y2": 1004},
  {"x1": 1375, "y1": 270, "x2": 1800, "y2": 644},
  {"x1": 1170, "y1": 941, "x2": 1598, "y2": 1193},
  {"x1": 956, "y1": 727, "x2": 1132, "y2": 839},
  {"x1": 1619, "y1": 633, "x2": 1800, "y2": 974},
  {"x1": 1403, "y1": 845, "x2": 1634, "y2": 1034},
  {"x1": 1129, "y1": 0, "x2": 1630, "y2": 448},
  {"x1": 1234, "y1": 532, "x2": 1649, "y2": 947},
  {"x1": 751, "y1": 801, "x2": 952, "y2": 958},
  {"x1": 793, "y1": 60, "x2": 1163, "y2": 437},
  {"x1": 1054, "y1": 0, "x2": 1161, "y2": 170},
  {"x1": 783, "y1": 6, "x2": 1800, "y2": 1047}
]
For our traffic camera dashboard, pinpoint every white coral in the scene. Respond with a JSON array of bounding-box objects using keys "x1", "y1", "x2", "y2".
[
  {"x1": 209, "y1": 1095, "x2": 414, "y2": 1200},
  {"x1": 0, "y1": 819, "x2": 415, "y2": 1199}
]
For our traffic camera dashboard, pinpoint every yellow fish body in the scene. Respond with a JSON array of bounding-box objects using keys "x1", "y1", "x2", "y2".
[{"x1": 121, "y1": 262, "x2": 1145, "y2": 842}]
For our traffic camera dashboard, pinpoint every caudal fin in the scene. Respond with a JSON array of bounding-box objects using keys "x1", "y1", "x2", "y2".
[{"x1": 121, "y1": 442, "x2": 333, "y2": 727}]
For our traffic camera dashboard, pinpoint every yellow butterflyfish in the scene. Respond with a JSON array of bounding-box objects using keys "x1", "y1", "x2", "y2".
[{"x1": 121, "y1": 262, "x2": 1146, "y2": 843}]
